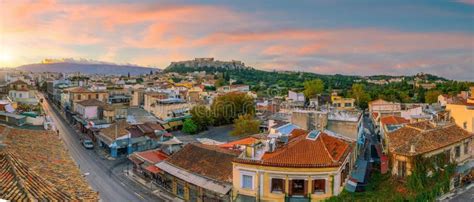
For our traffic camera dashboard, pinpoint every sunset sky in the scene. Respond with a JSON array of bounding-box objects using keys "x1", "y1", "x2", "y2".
[{"x1": 1, "y1": 0, "x2": 473, "y2": 80}]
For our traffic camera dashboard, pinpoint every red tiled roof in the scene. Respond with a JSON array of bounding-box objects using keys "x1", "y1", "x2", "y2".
[
  {"x1": 76, "y1": 99, "x2": 105, "y2": 107},
  {"x1": 387, "y1": 122, "x2": 473, "y2": 156},
  {"x1": 144, "y1": 165, "x2": 161, "y2": 174},
  {"x1": 289, "y1": 128, "x2": 309, "y2": 140},
  {"x1": 64, "y1": 86, "x2": 91, "y2": 93},
  {"x1": 235, "y1": 131, "x2": 352, "y2": 168},
  {"x1": 0, "y1": 151, "x2": 74, "y2": 201},
  {"x1": 135, "y1": 150, "x2": 168, "y2": 164},
  {"x1": 166, "y1": 143, "x2": 239, "y2": 182},
  {"x1": 381, "y1": 115, "x2": 409, "y2": 126},
  {"x1": 372, "y1": 112, "x2": 379, "y2": 119},
  {"x1": 219, "y1": 137, "x2": 259, "y2": 149}
]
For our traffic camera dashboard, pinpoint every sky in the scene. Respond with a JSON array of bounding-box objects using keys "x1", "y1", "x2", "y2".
[{"x1": 1, "y1": 0, "x2": 473, "y2": 80}]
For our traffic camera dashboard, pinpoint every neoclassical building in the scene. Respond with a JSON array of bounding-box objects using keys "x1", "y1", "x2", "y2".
[{"x1": 232, "y1": 129, "x2": 355, "y2": 201}]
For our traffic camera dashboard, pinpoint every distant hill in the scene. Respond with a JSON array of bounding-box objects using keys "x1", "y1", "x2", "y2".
[{"x1": 16, "y1": 62, "x2": 159, "y2": 76}]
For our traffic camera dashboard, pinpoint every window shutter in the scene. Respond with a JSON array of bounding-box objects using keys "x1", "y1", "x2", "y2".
[
  {"x1": 304, "y1": 180, "x2": 308, "y2": 196},
  {"x1": 289, "y1": 180, "x2": 293, "y2": 195}
]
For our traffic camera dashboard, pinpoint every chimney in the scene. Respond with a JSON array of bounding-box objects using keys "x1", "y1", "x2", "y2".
[{"x1": 410, "y1": 145, "x2": 416, "y2": 154}]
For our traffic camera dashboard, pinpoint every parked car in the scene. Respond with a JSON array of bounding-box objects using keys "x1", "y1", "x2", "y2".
[{"x1": 82, "y1": 139, "x2": 94, "y2": 149}]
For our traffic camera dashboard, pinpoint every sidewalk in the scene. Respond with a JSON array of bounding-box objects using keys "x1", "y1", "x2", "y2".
[
  {"x1": 437, "y1": 183, "x2": 474, "y2": 201},
  {"x1": 124, "y1": 169, "x2": 183, "y2": 202}
]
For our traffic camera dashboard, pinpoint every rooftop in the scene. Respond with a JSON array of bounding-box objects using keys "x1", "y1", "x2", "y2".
[
  {"x1": 380, "y1": 115, "x2": 410, "y2": 126},
  {"x1": 132, "y1": 149, "x2": 168, "y2": 164},
  {"x1": 235, "y1": 130, "x2": 353, "y2": 168},
  {"x1": 165, "y1": 143, "x2": 239, "y2": 183},
  {"x1": 76, "y1": 99, "x2": 105, "y2": 107},
  {"x1": 0, "y1": 125, "x2": 98, "y2": 200},
  {"x1": 99, "y1": 120, "x2": 130, "y2": 142},
  {"x1": 387, "y1": 121, "x2": 473, "y2": 156}
]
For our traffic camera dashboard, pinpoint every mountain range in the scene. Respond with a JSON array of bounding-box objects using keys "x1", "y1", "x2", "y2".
[{"x1": 16, "y1": 61, "x2": 158, "y2": 76}]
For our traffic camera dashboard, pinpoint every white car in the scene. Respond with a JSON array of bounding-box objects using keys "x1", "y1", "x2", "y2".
[{"x1": 82, "y1": 139, "x2": 94, "y2": 149}]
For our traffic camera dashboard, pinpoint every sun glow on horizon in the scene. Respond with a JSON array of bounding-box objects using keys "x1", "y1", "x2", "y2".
[{"x1": 0, "y1": 49, "x2": 14, "y2": 67}]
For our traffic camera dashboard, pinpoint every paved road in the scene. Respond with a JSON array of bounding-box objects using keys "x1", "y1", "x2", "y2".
[
  {"x1": 40, "y1": 94, "x2": 163, "y2": 202},
  {"x1": 449, "y1": 186, "x2": 474, "y2": 202}
]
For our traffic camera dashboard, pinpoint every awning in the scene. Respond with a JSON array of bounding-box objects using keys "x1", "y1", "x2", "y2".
[
  {"x1": 456, "y1": 159, "x2": 474, "y2": 174},
  {"x1": 156, "y1": 161, "x2": 232, "y2": 195},
  {"x1": 129, "y1": 156, "x2": 144, "y2": 165},
  {"x1": 73, "y1": 115, "x2": 87, "y2": 125},
  {"x1": 144, "y1": 165, "x2": 161, "y2": 174},
  {"x1": 162, "y1": 124, "x2": 171, "y2": 130},
  {"x1": 168, "y1": 120, "x2": 183, "y2": 128}
]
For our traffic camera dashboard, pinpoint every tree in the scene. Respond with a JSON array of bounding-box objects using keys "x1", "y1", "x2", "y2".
[
  {"x1": 190, "y1": 105, "x2": 214, "y2": 132},
  {"x1": 182, "y1": 119, "x2": 198, "y2": 134},
  {"x1": 211, "y1": 92, "x2": 255, "y2": 125},
  {"x1": 350, "y1": 84, "x2": 370, "y2": 109},
  {"x1": 425, "y1": 90, "x2": 442, "y2": 104},
  {"x1": 303, "y1": 79, "x2": 324, "y2": 99},
  {"x1": 231, "y1": 114, "x2": 261, "y2": 136}
]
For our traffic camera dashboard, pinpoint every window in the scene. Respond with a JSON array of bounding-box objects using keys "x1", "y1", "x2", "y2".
[
  {"x1": 77, "y1": 95, "x2": 81, "y2": 100},
  {"x1": 242, "y1": 175, "x2": 253, "y2": 189},
  {"x1": 464, "y1": 141, "x2": 469, "y2": 154},
  {"x1": 271, "y1": 178, "x2": 284, "y2": 193},
  {"x1": 464, "y1": 122, "x2": 468, "y2": 129},
  {"x1": 445, "y1": 149, "x2": 452, "y2": 163},
  {"x1": 313, "y1": 179, "x2": 326, "y2": 194},
  {"x1": 455, "y1": 146, "x2": 461, "y2": 158},
  {"x1": 345, "y1": 103, "x2": 352, "y2": 107},
  {"x1": 96, "y1": 94, "x2": 99, "y2": 99},
  {"x1": 398, "y1": 161, "x2": 406, "y2": 177},
  {"x1": 176, "y1": 182, "x2": 185, "y2": 198},
  {"x1": 88, "y1": 94, "x2": 91, "y2": 99}
]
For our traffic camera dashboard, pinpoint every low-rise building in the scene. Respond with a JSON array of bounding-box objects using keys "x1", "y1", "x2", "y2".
[
  {"x1": 446, "y1": 87, "x2": 474, "y2": 133},
  {"x1": 232, "y1": 129, "x2": 355, "y2": 201},
  {"x1": 331, "y1": 92, "x2": 355, "y2": 110},
  {"x1": 386, "y1": 121, "x2": 472, "y2": 181},
  {"x1": 155, "y1": 143, "x2": 239, "y2": 201}
]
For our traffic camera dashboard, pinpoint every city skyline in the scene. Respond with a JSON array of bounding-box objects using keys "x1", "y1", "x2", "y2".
[{"x1": 1, "y1": 0, "x2": 473, "y2": 80}]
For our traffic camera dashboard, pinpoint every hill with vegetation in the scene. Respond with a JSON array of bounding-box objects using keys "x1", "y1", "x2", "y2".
[{"x1": 165, "y1": 64, "x2": 473, "y2": 108}]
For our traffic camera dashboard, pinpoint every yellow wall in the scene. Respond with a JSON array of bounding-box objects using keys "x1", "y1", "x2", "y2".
[
  {"x1": 232, "y1": 162, "x2": 348, "y2": 201},
  {"x1": 390, "y1": 138, "x2": 472, "y2": 177},
  {"x1": 446, "y1": 104, "x2": 474, "y2": 133}
]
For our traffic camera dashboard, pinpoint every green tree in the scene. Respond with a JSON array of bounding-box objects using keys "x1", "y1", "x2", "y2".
[
  {"x1": 231, "y1": 114, "x2": 261, "y2": 136},
  {"x1": 303, "y1": 79, "x2": 325, "y2": 99},
  {"x1": 190, "y1": 105, "x2": 214, "y2": 132},
  {"x1": 350, "y1": 84, "x2": 370, "y2": 109},
  {"x1": 182, "y1": 119, "x2": 198, "y2": 134},
  {"x1": 211, "y1": 92, "x2": 255, "y2": 125},
  {"x1": 425, "y1": 90, "x2": 442, "y2": 104}
]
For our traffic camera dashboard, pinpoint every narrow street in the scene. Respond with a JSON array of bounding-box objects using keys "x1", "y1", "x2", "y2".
[{"x1": 39, "y1": 93, "x2": 164, "y2": 202}]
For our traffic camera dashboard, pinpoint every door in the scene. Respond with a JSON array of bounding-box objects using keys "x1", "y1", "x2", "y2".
[{"x1": 290, "y1": 179, "x2": 306, "y2": 196}]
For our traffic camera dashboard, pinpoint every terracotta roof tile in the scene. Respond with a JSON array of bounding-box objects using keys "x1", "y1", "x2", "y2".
[
  {"x1": 76, "y1": 99, "x2": 105, "y2": 107},
  {"x1": 381, "y1": 115, "x2": 410, "y2": 126},
  {"x1": 1, "y1": 126, "x2": 98, "y2": 201},
  {"x1": 134, "y1": 149, "x2": 168, "y2": 164},
  {"x1": 100, "y1": 120, "x2": 130, "y2": 141},
  {"x1": 288, "y1": 128, "x2": 309, "y2": 140},
  {"x1": 165, "y1": 143, "x2": 239, "y2": 182},
  {"x1": 219, "y1": 137, "x2": 259, "y2": 149},
  {"x1": 387, "y1": 122, "x2": 473, "y2": 156},
  {"x1": 239, "y1": 131, "x2": 352, "y2": 168},
  {"x1": 0, "y1": 151, "x2": 74, "y2": 201}
]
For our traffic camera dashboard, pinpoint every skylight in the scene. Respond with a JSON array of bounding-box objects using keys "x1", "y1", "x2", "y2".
[{"x1": 306, "y1": 130, "x2": 320, "y2": 141}]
